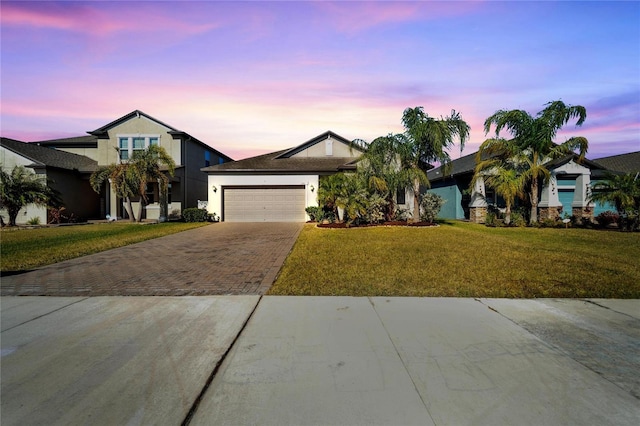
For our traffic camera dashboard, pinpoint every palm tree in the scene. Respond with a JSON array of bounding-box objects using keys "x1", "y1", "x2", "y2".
[
  {"x1": 590, "y1": 172, "x2": 640, "y2": 230},
  {"x1": 481, "y1": 100, "x2": 588, "y2": 224},
  {"x1": 90, "y1": 162, "x2": 139, "y2": 221},
  {"x1": 359, "y1": 107, "x2": 470, "y2": 221},
  {"x1": 91, "y1": 145, "x2": 175, "y2": 222},
  {"x1": 471, "y1": 155, "x2": 525, "y2": 225},
  {"x1": 129, "y1": 145, "x2": 175, "y2": 222},
  {"x1": 0, "y1": 165, "x2": 58, "y2": 226},
  {"x1": 317, "y1": 173, "x2": 347, "y2": 221}
]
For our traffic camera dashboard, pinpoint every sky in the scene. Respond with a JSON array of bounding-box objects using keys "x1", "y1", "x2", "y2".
[{"x1": 1, "y1": 0, "x2": 639, "y2": 161}]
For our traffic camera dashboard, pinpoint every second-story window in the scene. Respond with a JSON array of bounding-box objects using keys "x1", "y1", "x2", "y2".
[{"x1": 118, "y1": 135, "x2": 160, "y2": 161}]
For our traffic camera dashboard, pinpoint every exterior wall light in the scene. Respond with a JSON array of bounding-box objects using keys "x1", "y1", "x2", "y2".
[
  {"x1": 310, "y1": 185, "x2": 315, "y2": 192},
  {"x1": 212, "y1": 185, "x2": 217, "y2": 193}
]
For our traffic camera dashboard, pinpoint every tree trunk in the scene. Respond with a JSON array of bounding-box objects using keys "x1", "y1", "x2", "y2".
[
  {"x1": 505, "y1": 203, "x2": 512, "y2": 225},
  {"x1": 137, "y1": 199, "x2": 145, "y2": 223},
  {"x1": 529, "y1": 179, "x2": 539, "y2": 224},
  {"x1": 411, "y1": 179, "x2": 420, "y2": 222},
  {"x1": 8, "y1": 207, "x2": 19, "y2": 226},
  {"x1": 123, "y1": 197, "x2": 136, "y2": 222}
]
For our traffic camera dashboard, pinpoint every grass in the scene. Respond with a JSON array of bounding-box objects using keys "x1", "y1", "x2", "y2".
[
  {"x1": 0, "y1": 222, "x2": 209, "y2": 272},
  {"x1": 269, "y1": 221, "x2": 640, "y2": 298}
]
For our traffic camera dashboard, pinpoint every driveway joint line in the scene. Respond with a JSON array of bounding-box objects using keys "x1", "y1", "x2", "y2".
[
  {"x1": 1, "y1": 297, "x2": 90, "y2": 333},
  {"x1": 181, "y1": 295, "x2": 263, "y2": 426},
  {"x1": 367, "y1": 297, "x2": 437, "y2": 425}
]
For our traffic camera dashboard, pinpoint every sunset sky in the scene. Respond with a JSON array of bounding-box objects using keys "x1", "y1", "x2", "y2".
[{"x1": 1, "y1": 0, "x2": 638, "y2": 160}]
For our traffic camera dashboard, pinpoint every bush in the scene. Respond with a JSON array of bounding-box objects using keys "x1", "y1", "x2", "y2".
[
  {"x1": 364, "y1": 194, "x2": 387, "y2": 224},
  {"x1": 509, "y1": 211, "x2": 526, "y2": 227},
  {"x1": 27, "y1": 217, "x2": 41, "y2": 225},
  {"x1": 182, "y1": 208, "x2": 208, "y2": 222},
  {"x1": 305, "y1": 206, "x2": 320, "y2": 221},
  {"x1": 419, "y1": 193, "x2": 445, "y2": 223},
  {"x1": 596, "y1": 211, "x2": 620, "y2": 228}
]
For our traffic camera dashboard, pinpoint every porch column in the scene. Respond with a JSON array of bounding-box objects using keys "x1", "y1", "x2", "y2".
[
  {"x1": 469, "y1": 177, "x2": 488, "y2": 223},
  {"x1": 572, "y1": 173, "x2": 594, "y2": 223},
  {"x1": 539, "y1": 174, "x2": 563, "y2": 221}
]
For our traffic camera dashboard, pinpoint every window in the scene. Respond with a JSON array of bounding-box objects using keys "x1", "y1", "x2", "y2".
[
  {"x1": 396, "y1": 189, "x2": 406, "y2": 205},
  {"x1": 145, "y1": 183, "x2": 155, "y2": 204},
  {"x1": 167, "y1": 183, "x2": 172, "y2": 204},
  {"x1": 119, "y1": 137, "x2": 129, "y2": 160},
  {"x1": 205, "y1": 151, "x2": 211, "y2": 167},
  {"x1": 117, "y1": 135, "x2": 161, "y2": 161}
]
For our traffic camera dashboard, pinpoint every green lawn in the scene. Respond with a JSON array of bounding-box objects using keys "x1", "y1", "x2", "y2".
[
  {"x1": 269, "y1": 221, "x2": 640, "y2": 298},
  {"x1": 0, "y1": 222, "x2": 209, "y2": 272}
]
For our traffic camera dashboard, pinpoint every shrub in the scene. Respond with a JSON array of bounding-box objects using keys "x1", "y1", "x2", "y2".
[
  {"x1": 305, "y1": 206, "x2": 320, "y2": 221},
  {"x1": 509, "y1": 211, "x2": 526, "y2": 227},
  {"x1": 485, "y1": 212, "x2": 502, "y2": 227},
  {"x1": 182, "y1": 208, "x2": 208, "y2": 222},
  {"x1": 596, "y1": 211, "x2": 620, "y2": 228},
  {"x1": 27, "y1": 217, "x2": 40, "y2": 225},
  {"x1": 419, "y1": 193, "x2": 445, "y2": 223},
  {"x1": 364, "y1": 193, "x2": 387, "y2": 224}
]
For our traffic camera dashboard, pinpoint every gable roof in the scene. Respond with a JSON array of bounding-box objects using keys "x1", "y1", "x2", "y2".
[
  {"x1": 202, "y1": 131, "x2": 361, "y2": 174},
  {"x1": 427, "y1": 150, "x2": 616, "y2": 183},
  {"x1": 35, "y1": 110, "x2": 233, "y2": 162},
  {"x1": 88, "y1": 110, "x2": 178, "y2": 137},
  {"x1": 276, "y1": 131, "x2": 363, "y2": 159},
  {"x1": 1, "y1": 137, "x2": 97, "y2": 172},
  {"x1": 594, "y1": 151, "x2": 640, "y2": 174}
]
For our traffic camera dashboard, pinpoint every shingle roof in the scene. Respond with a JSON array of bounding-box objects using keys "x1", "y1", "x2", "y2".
[
  {"x1": 202, "y1": 131, "x2": 362, "y2": 174},
  {"x1": 35, "y1": 135, "x2": 98, "y2": 148},
  {"x1": 202, "y1": 148, "x2": 359, "y2": 174},
  {"x1": 1, "y1": 137, "x2": 97, "y2": 172},
  {"x1": 426, "y1": 151, "x2": 478, "y2": 182},
  {"x1": 594, "y1": 151, "x2": 640, "y2": 174}
]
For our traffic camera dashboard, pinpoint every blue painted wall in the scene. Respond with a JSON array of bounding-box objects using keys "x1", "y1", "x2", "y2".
[{"x1": 427, "y1": 182, "x2": 465, "y2": 219}]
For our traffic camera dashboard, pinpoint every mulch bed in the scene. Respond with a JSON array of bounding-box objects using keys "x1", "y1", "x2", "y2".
[{"x1": 314, "y1": 221, "x2": 438, "y2": 228}]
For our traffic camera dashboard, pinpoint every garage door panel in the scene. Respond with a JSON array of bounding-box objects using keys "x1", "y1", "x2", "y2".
[{"x1": 224, "y1": 187, "x2": 306, "y2": 222}]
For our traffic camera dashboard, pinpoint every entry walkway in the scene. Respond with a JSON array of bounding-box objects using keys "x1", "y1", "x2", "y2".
[{"x1": 0, "y1": 222, "x2": 302, "y2": 296}]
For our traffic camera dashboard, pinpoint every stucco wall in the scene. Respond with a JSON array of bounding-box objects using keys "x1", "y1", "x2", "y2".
[
  {"x1": 1, "y1": 147, "x2": 49, "y2": 225},
  {"x1": 291, "y1": 137, "x2": 358, "y2": 158}
]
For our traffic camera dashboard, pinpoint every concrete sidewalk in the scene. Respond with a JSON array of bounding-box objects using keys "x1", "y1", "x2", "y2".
[
  {"x1": 2, "y1": 296, "x2": 639, "y2": 425},
  {"x1": 192, "y1": 297, "x2": 640, "y2": 425}
]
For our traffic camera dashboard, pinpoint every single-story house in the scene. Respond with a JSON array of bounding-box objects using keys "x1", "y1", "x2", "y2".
[
  {"x1": 202, "y1": 131, "x2": 367, "y2": 222},
  {"x1": 31, "y1": 110, "x2": 233, "y2": 221},
  {"x1": 1, "y1": 137, "x2": 99, "y2": 225},
  {"x1": 426, "y1": 151, "x2": 626, "y2": 223}
]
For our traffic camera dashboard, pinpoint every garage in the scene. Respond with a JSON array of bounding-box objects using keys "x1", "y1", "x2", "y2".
[{"x1": 223, "y1": 186, "x2": 306, "y2": 222}]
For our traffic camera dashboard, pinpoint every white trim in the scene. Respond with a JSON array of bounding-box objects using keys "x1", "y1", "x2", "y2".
[{"x1": 116, "y1": 134, "x2": 161, "y2": 161}]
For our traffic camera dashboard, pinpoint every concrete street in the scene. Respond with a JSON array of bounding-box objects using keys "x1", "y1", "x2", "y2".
[{"x1": 2, "y1": 296, "x2": 638, "y2": 425}]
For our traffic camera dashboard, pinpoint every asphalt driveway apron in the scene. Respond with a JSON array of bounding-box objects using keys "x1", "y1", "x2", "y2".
[{"x1": 0, "y1": 222, "x2": 303, "y2": 296}]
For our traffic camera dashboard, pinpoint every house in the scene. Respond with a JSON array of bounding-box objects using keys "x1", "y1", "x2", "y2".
[
  {"x1": 33, "y1": 110, "x2": 233, "y2": 221},
  {"x1": 426, "y1": 151, "x2": 619, "y2": 223},
  {"x1": 202, "y1": 131, "x2": 366, "y2": 222},
  {"x1": 1, "y1": 137, "x2": 99, "y2": 224}
]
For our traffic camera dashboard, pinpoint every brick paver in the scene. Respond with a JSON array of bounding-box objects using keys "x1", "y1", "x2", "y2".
[{"x1": 0, "y1": 222, "x2": 303, "y2": 296}]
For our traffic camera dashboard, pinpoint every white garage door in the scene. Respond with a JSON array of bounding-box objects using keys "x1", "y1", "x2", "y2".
[{"x1": 223, "y1": 186, "x2": 306, "y2": 222}]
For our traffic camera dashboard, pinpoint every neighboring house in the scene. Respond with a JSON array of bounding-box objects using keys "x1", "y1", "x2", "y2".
[
  {"x1": 202, "y1": 131, "x2": 367, "y2": 222},
  {"x1": 35, "y1": 110, "x2": 232, "y2": 221},
  {"x1": 427, "y1": 151, "x2": 619, "y2": 223},
  {"x1": 1, "y1": 137, "x2": 98, "y2": 224}
]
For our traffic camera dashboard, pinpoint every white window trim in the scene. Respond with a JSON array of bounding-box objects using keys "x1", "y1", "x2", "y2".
[{"x1": 117, "y1": 134, "x2": 161, "y2": 162}]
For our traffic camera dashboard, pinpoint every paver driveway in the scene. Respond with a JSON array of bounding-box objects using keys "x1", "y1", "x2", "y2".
[{"x1": 0, "y1": 222, "x2": 302, "y2": 296}]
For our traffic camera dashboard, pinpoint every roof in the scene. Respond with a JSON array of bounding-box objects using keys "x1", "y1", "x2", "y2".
[
  {"x1": 202, "y1": 131, "x2": 361, "y2": 174},
  {"x1": 36, "y1": 110, "x2": 233, "y2": 162},
  {"x1": 35, "y1": 135, "x2": 98, "y2": 148},
  {"x1": 202, "y1": 149, "x2": 359, "y2": 174},
  {"x1": 594, "y1": 151, "x2": 640, "y2": 174},
  {"x1": 1, "y1": 137, "x2": 97, "y2": 172},
  {"x1": 88, "y1": 110, "x2": 178, "y2": 137},
  {"x1": 276, "y1": 131, "x2": 363, "y2": 158},
  {"x1": 427, "y1": 150, "x2": 618, "y2": 183},
  {"x1": 427, "y1": 151, "x2": 478, "y2": 182}
]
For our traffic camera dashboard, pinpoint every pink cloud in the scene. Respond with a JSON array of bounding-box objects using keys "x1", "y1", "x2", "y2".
[
  {"x1": 313, "y1": 1, "x2": 484, "y2": 34},
  {"x1": 1, "y1": 2, "x2": 217, "y2": 37}
]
